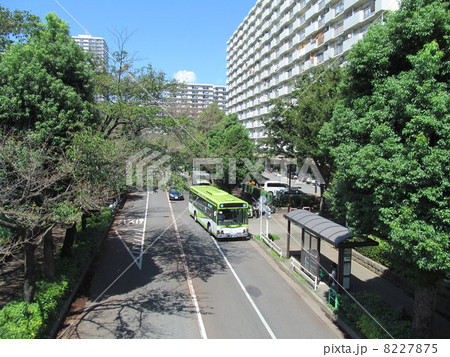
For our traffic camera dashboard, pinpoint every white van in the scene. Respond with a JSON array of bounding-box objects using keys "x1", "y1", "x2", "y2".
[{"x1": 263, "y1": 181, "x2": 289, "y2": 196}]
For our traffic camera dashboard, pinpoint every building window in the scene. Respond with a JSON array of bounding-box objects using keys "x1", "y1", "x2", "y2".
[
  {"x1": 299, "y1": 29, "x2": 306, "y2": 40},
  {"x1": 363, "y1": 2, "x2": 376, "y2": 19},
  {"x1": 335, "y1": 2, "x2": 344, "y2": 16},
  {"x1": 317, "y1": 52, "x2": 324, "y2": 64},
  {"x1": 318, "y1": 0, "x2": 325, "y2": 10},
  {"x1": 334, "y1": 22, "x2": 344, "y2": 36},
  {"x1": 299, "y1": 14, "x2": 306, "y2": 25},
  {"x1": 335, "y1": 42, "x2": 344, "y2": 55},
  {"x1": 317, "y1": 32, "x2": 325, "y2": 45}
]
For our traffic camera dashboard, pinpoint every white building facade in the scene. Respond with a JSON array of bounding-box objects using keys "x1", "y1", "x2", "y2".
[
  {"x1": 72, "y1": 34, "x2": 109, "y2": 66},
  {"x1": 170, "y1": 83, "x2": 228, "y2": 117},
  {"x1": 226, "y1": 0, "x2": 399, "y2": 142}
]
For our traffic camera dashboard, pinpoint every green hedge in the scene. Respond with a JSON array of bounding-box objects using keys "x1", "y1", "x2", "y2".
[
  {"x1": 0, "y1": 209, "x2": 113, "y2": 339},
  {"x1": 337, "y1": 291, "x2": 412, "y2": 338},
  {"x1": 273, "y1": 195, "x2": 316, "y2": 208},
  {"x1": 355, "y1": 235, "x2": 393, "y2": 268}
]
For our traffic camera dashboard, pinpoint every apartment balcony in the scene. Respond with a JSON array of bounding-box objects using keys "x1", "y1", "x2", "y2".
[
  {"x1": 278, "y1": 42, "x2": 291, "y2": 57},
  {"x1": 304, "y1": 40, "x2": 316, "y2": 54},
  {"x1": 305, "y1": 5, "x2": 317, "y2": 23},
  {"x1": 280, "y1": 26, "x2": 291, "y2": 42},
  {"x1": 305, "y1": 21, "x2": 317, "y2": 37},
  {"x1": 259, "y1": 106, "x2": 269, "y2": 116},
  {"x1": 248, "y1": 45, "x2": 255, "y2": 57},
  {"x1": 261, "y1": 45, "x2": 269, "y2": 57},
  {"x1": 278, "y1": 56, "x2": 289, "y2": 69},
  {"x1": 344, "y1": 0, "x2": 365, "y2": 10},
  {"x1": 344, "y1": 32, "x2": 364, "y2": 52},
  {"x1": 278, "y1": 85, "x2": 291, "y2": 97},
  {"x1": 278, "y1": 72, "x2": 288, "y2": 84},
  {"x1": 323, "y1": 29, "x2": 333, "y2": 43},
  {"x1": 323, "y1": 6, "x2": 334, "y2": 24},
  {"x1": 318, "y1": 0, "x2": 326, "y2": 10},
  {"x1": 293, "y1": 0, "x2": 307, "y2": 15},
  {"x1": 280, "y1": 0, "x2": 290, "y2": 14},
  {"x1": 344, "y1": 10, "x2": 362, "y2": 31}
]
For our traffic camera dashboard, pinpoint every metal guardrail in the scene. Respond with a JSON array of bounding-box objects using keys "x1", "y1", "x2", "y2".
[
  {"x1": 260, "y1": 233, "x2": 283, "y2": 258},
  {"x1": 290, "y1": 257, "x2": 318, "y2": 290}
]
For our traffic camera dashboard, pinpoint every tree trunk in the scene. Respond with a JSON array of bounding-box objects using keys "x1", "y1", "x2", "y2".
[
  {"x1": 24, "y1": 241, "x2": 37, "y2": 303},
  {"x1": 81, "y1": 213, "x2": 88, "y2": 231},
  {"x1": 319, "y1": 184, "x2": 325, "y2": 216},
  {"x1": 413, "y1": 286, "x2": 437, "y2": 338},
  {"x1": 60, "y1": 223, "x2": 77, "y2": 258},
  {"x1": 43, "y1": 227, "x2": 55, "y2": 278}
]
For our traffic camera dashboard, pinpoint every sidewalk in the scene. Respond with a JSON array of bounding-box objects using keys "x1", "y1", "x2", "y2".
[{"x1": 248, "y1": 210, "x2": 450, "y2": 339}]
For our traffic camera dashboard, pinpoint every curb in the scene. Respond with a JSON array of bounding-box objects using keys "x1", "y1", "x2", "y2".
[
  {"x1": 250, "y1": 236, "x2": 361, "y2": 339},
  {"x1": 49, "y1": 197, "x2": 126, "y2": 338}
]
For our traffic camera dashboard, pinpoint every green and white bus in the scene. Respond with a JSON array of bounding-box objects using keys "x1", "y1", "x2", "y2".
[{"x1": 189, "y1": 185, "x2": 251, "y2": 239}]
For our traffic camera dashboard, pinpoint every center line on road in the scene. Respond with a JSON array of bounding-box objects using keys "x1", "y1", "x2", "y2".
[
  {"x1": 139, "y1": 190, "x2": 150, "y2": 268},
  {"x1": 167, "y1": 194, "x2": 208, "y2": 339},
  {"x1": 211, "y1": 237, "x2": 277, "y2": 339}
]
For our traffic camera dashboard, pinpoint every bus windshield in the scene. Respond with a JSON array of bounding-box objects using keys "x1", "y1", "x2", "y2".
[{"x1": 217, "y1": 209, "x2": 248, "y2": 226}]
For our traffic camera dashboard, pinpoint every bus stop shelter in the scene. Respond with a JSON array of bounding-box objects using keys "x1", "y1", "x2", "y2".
[{"x1": 284, "y1": 209, "x2": 378, "y2": 291}]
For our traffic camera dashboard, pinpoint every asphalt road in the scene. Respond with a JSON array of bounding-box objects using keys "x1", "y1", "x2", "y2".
[{"x1": 58, "y1": 190, "x2": 344, "y2": 339}]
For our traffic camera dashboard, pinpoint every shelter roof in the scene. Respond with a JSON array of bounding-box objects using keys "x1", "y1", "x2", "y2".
[{"x1": 284, "y1": 209, "x2": 354, "y2": 247}]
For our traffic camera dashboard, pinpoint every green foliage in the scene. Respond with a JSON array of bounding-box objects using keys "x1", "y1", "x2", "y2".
[
  {"x1": 95, "y1": 52, "x2": 178, "y2": 138},
  {"x1": 208, "y1": 114, "x2": 257, "y2": 188},
  {"x1": 0, "y1": 210, "x2": 112, "y2": 338},
  {"x1": 268, "y1": 234, "x2": 280, "y2": 241},
  {"x1": 67, "y1": 129, "x2": 129, "y2": 210},
  {"x1": 0, "y1": 13, "x2": 97, "y2": 146},
  {"x1": 273, "y1": 194, "x2": 316, "y2": 209},
  {"x1": 355, "y1": 236, "x2": 393, "y2": 268},
  {"x1": 338, "y1": 291, "x2": 412, "y2": 339},
  {"x1": 261, "y1": 64, "x2": 342, "y2": 182},
  {"x1": 0, "y1": 6, "x2": 40, "y2": 51},
  {"x1": 0, "y1": 226, "x2": 12, "y2": 241},
  {"x1": 320, "y1": 0, "x2": 450, "y2": 281},
  {"x1": 0, "y1": 301, "x2": 43, "y2": 338}
]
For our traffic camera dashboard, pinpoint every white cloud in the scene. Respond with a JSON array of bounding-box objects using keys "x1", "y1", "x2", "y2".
[{"x1": 174, "y1": 70, "x2": 197, "y2": 83}]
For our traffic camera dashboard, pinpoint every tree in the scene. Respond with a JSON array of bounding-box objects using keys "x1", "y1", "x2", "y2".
[
  {"x1": 95, "y1": 49, "x2": 179, "y2": 138},
  {"x1": 0, "y1": 13, "x2": 97, "y2": 146},
  {"x1": 0, "y1": 6, "x2": 40, "y2": 51},
  {"x1": 320, "y1": 0, "x2": 450, "y2": 337},
  {"x1": 208, "y1": 114, "x2": 258, "y2": 190},
  {"x1": 0, "y1": 13, "x2": 100, "y2": 302},
  {"x1": 261, "y1": 64, "x2": 342, "y2": 165},
  {"x1": 261, "y1": 64, "x2": 342, "y2": 212},
  {"x1": 0, "y1": 133, "x2": 70, "y2": 301}
]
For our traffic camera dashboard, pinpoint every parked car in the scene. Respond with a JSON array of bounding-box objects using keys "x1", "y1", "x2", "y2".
[
  {"x1": 274, "y1": 188, "x2": 315, "y2": 208},
  {"x1": 262, "y1": 181, "x2": 289, "y2": 196},
  {"x1": 276, "y1": 188, "x2": 308, "y2": 200},
  {"x1": 168, "y1": 186, "x2": 184, "y2": 200}
]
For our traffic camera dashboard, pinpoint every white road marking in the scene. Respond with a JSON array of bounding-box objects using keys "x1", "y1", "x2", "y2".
[
  {"x1": 115, "y1": 230, "x2": 141, "y2": 269},
  {"x1": 114, "y1": 191, "x2": 151, "y2": 270},
  {"x1": 211, "y1": 237, "x2": 277, "y2": 339},
  {"x1": 167, "y1": 194, "x2": 208, "y2": 339},
  {"x1": 139, "y1": 191, "x2": 151, "y2": 268}
]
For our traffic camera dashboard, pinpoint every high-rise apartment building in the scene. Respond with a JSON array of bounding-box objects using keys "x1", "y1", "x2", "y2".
[
  {"x1": 170, "y1": 83, "x2": 228, "y2": 118},
  {"x1": 72, "y1": 34, "x2": 109, "y2": 66},
  {"x1": 226, "y1": 0, "x2": 399, "y2": 142}
]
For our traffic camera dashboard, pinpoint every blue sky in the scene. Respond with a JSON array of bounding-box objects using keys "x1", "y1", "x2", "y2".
[{"x1": 2, "y1": 0, "x2": 257, "y2": 85}]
